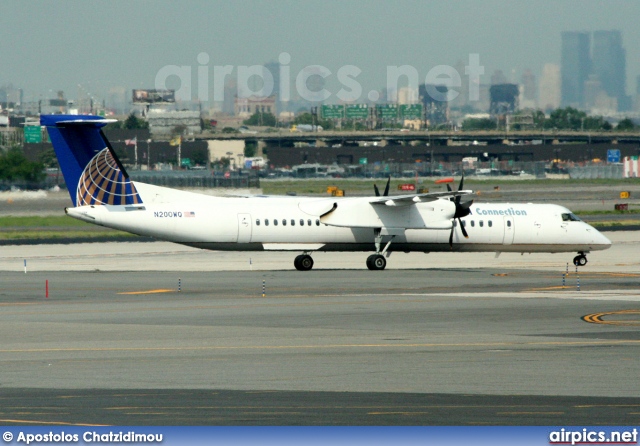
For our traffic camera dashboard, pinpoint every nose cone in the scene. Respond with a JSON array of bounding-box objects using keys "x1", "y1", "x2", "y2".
[{"x1": 588, "y1": 226, "x2": 612, "y2": 251}]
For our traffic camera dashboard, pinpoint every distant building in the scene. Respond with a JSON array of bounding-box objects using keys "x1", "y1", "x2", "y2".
[
  {"x1": 449, "y1": 60, "x2": 470, "y2": 110},
  {"x1": 234, "y1": 95, "x2": 276, "y2": 118},
  {"x1": 264, "y1": 60, "x2": 282, "y2": 112},
  {"x1": 147, "y1": 110, "x2": 202, "y2": 137},
  {"x1": 583, "y1": 75, "x2": 603, "y2": 111},
  {"x1": 299, "y1": 66, "x2": 327, "y2": 103},
  {"x1": 520, "y1": 69, "x2": 537, "y2": 109},
  {"x1": 561, "y1": 31, "x2": 590, "y2": 108},
  {"x1": 490, "y1": 84, "x2": 519, "y2": 117},
  {"x1": 592, "y1": 30, "x2": 629, "y2": 111},
  {"x1": 397, "y1": 87, "x2": 418, "y2": 104},
  {"x1": 539, "y1": 63, "x2": 561, "y2": 112},
  {"x1": 222, "y1": 79, "x2": 237, "y2": 115},
  {"x1": 634, "y1": 75, "x2": 640, "y2": 112},
  {"x1": 419, "y1": 84, "x2": 449, "y2": 125},
  {"x1": 0, "y1": 84, "x2": 23, "y2": 108}
]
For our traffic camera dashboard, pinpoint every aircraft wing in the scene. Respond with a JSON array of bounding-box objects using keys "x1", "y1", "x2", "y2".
[
  {"x1": 299, "y1": 189, "x2": 473, "y2": 230},
  {"x1": 368, "y1": 190, "x2": 473, "y2": 206}
]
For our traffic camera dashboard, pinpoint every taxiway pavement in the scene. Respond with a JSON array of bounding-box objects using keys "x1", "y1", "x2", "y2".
[{"x1": 0, "y1": 234, "x2": 639, "y2": 425}]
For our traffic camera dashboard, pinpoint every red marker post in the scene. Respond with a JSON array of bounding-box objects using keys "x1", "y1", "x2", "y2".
[{"x1": 46, "y1": 280, "x2": 49, "y2": 299}]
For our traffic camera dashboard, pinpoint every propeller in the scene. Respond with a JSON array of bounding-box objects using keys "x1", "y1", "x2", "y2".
[
  {"x1": 374, "y1": 176, "x2": 391, "y2": 197},
  {"x1": 448, "y1": 174, "x2": 473, "y2": 248}
]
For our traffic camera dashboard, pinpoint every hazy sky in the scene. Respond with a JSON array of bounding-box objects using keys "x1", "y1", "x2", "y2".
[{"x1": 2, "y1": 0, "x2": 639, "y2": 104}]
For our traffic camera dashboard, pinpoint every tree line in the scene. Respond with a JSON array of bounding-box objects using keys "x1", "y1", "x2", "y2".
[{"x1": 462, "y1": 107, "x2": 637, "y2": 132}]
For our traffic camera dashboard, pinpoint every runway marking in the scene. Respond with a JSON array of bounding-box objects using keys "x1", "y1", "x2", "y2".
[
  {"x1": 582, "y1": 310, "x2": 640, "y2": 326},
  {"x1": 368, "y1": 411, "x2": 430, "y2": 415},
  {"x1": 2, "y1": 339, "x2": 640, "y2": 354},
  {"x1": 497, "y1": 411, "x2": 564, "y2": 415},
  {"x1": 118, "y1": 289, "x2": 175, "y2": 295},
  {"x1": 0, "y1": 419, "x2": 104, "y2": 426},
  {"x1": 524, "y1": 286, "x2": 568, "y2": 291}
]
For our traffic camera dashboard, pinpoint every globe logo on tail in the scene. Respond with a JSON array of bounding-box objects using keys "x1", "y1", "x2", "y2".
[{"x1": 76, "y1": 148, "x2": 142, "y2": 206}]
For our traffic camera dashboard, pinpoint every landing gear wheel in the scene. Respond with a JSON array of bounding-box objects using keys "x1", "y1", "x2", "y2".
[
  {"x1": 294, "y1": 254, "x2": 314, "y2": 271},
  {"x1": 366, "y1": 254, "x2": 387, "y2": 271},
  {"x1": 573, "y1": 254, "x2": 587, "y2": 267}
]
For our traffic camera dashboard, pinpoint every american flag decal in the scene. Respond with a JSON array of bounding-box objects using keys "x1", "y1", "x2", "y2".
[{"x1": 184, "y1": 211, "x2": 196, "y2": 217}]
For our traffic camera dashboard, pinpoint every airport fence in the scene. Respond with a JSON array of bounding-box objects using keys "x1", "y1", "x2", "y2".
[
  {"x1": 1, "y1": 170, "x2": 260, "y2": 192},
  {"x1": 567, "y1": 165, "x2": 623, "y2": 179},
  {"x1": 129, "y1": 171, "x2": 260, "y2": 189}
]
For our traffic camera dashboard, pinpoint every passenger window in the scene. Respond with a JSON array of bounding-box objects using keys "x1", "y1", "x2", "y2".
[
  {"x1": 291, "y1": 219, "x2": 295, "y2": 226},
  {"x1": 479, "y1": 220, "x2": 484, "y2": 227},
  {"x1": 274, "y1": 219, "x2": 278, "y2": 226},
  {"x1": 265, "y1": 219, "x2": 269, "y2": 226},
  {"x1": 507, "y1": 220, "x2": 511, "y2": 227},
  {"x1": 488, "y1": 220, "x2": 492, "y2": 227},
  {"x1": 282, "y1": 219, "x2": 287, "y2": 226},
  {"x1": 316, "y1": 219, "x2": 320, "y2": 226},
  {"x1": 256, "y1": 219, "x2": 260, "y2": 226},
  {"x1": 462, "y1": 220, "x2": 466, "y2": 227},
  {"x1": 307, "y1": 219, "x2": 312, "y2": 226},
  {"x1": 471, "y1": 220, "x2": 475, "y2": 227},
  {"x1": 300, "y1": 219, "x2": 304, "y2": 226}
]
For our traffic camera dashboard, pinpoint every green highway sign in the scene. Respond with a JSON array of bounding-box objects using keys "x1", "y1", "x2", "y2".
[
  {"x1": 24, "y1": 126, "x2": 42, "y2": 143},
  {"x1": 181, "y1": 158, "x2": 191, "y2": 167},
  {"x1": 376, "y1": 104, "x2": 398, "y2": 119},
  {"x1": 321, "y1": 104, "x2": 344, "y2": 119},
  {"x1": 359, "y1": 157, "x2": 368, "y2": 165},
  {"x1": 400, "y1": 104, "x2": 423, "y2": 120},
  {"x1": 345, "y1": 104, "x2": 368, "y2": 119}
]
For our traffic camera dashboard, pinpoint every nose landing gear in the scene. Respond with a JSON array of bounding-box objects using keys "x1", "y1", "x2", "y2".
[{"x1": 573, "y1": 252, "x2": 588, "y2": 267}]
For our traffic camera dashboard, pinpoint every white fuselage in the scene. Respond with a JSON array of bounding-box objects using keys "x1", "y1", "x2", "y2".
[{"x1": 66, "y1": 182, "x2": 612, "y2": 255}]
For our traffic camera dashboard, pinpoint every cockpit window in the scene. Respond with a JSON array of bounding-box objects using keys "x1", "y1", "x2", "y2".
[{"x1": 561, "y1": 213, "x2": 581, "y2": 222}]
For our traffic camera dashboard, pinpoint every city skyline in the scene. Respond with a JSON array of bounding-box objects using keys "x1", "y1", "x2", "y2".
[{"x1": 1, "y1": 0, "x2": 639, "y2": 113}]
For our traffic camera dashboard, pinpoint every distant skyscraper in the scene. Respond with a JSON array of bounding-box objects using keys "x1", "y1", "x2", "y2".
[
  {"x1": 592, "y1": 30, "x2": 628, "y2": 111},
  {"x1": 397, "y1": 87, "x2": 418, "y2": 104},
  {"x1": 264, "y1": 60, "x2": 281, "y2": 111},
  {"x1": 634, "y1": 75, "x2": 640, "y2": 112},
  {"x1": 539, "y1": 63, "x2": 561, "y2": 112},
  {"x1": 520, "y1": 68, "x2": 537, "y2": 108},
  {"x1": 223, "y1": 79, "x2": 237, "y2": 115},
  {"x1": 561, "y1": 31, "x2": 590, "y2": 107}
]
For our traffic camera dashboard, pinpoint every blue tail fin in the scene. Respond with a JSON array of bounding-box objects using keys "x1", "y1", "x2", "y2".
[{"x1": 41, "y1": 115, "x2": 142, "y2": 207}]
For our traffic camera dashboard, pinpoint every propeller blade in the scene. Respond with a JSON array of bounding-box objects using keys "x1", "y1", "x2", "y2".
[
  {"x1": 458, "y1": 218, "x2": 469, "y2": 238},
  {"x1": 374, "y1": 184, "x2": 380, "y2": 197},
  {"x1": 449, "y1": 225, "x2": 454, "y2": 249},
  {"x1": 383, "y1": 176, "x2": 390, "y2": 196},
  {"x1": 458, "y1": 173, "x2": 464, "y2": 192},
  {"x1": 446, "y1": 184, "x2": 452, "y2": 192},
  {"x1": 454, "y1": 199, "x2": 473, "y2": 219}
]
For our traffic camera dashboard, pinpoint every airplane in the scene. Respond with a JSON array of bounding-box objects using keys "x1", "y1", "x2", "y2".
[{"x1": 41, "y1": 114, "x2": 611, "y2": 271}]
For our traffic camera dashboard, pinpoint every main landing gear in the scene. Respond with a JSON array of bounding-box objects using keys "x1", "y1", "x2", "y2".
[
  {"x1": 366, "y1": 229, "x2": 393, "y2": 270},
  {"x1": 366, "y1": 254, "x2": 386, "y2": 270},
  {"x1": 573, "y1": 252, "x2": 588, "y2": 267},
  {"x1": 294, "y1": 254, "x2": 314, "y2": 271}
]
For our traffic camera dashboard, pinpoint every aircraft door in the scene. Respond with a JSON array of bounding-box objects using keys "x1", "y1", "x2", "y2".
[
  {"x1": 237, "y1": 213, "x2": 252, "y2": 243},
  {"x1": 503, "y1": 216, "x2": 514, "y2": 245}
]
